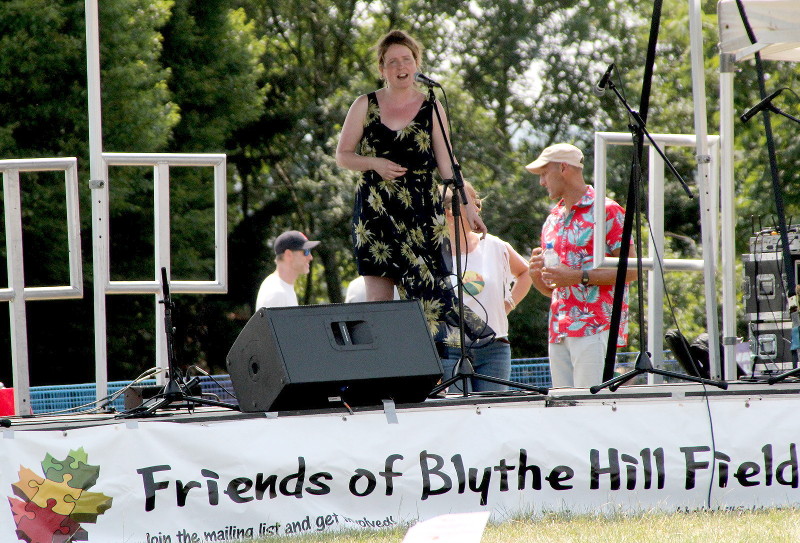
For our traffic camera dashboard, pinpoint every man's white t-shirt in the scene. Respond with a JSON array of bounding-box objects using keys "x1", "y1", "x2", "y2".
[{"x1": 255, "y1": 271, "x2": 297, "y2": 309}]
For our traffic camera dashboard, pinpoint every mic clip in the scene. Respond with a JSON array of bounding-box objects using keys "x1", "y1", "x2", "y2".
[
  {"x1": 414, "y1": 72, "x2": 442, "y2": 88},
  {"x1": 593, "y1": 63, "x2": 616, "y2": 97}
]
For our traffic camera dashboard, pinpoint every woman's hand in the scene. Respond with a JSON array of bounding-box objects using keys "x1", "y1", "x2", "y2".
[
  {"x1": 373, "y1": 158, "x2": 407, "y2": 180},
  {"x1": 463, "y1": 199, "x2": 488, "y2": 235}
]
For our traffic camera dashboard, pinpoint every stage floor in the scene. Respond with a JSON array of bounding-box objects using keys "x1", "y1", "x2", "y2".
[{"x1": 6, "y1": 376, "x2": 800, "y2": 432}]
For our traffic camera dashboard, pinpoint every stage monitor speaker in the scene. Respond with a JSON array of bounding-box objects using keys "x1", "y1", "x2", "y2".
[{"x1": 226, "y1": 300, "x2": 443, "y2": 412}]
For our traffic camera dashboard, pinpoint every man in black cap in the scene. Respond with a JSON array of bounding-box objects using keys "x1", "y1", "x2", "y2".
[{"x1": 255, "y1": 230, "x2": 320, "y2": 309}]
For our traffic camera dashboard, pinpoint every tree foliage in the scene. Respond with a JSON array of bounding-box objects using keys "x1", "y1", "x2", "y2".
[{"x1": 1, "y1": 0, "x2": 796, "y2": 386}]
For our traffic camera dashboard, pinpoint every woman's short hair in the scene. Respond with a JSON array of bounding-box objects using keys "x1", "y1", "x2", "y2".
[
  {"x1": 441, "y1": 181, "x2": 480, "y2": 211},
  {"x1": 375, "y1": 29, "x2": 422, "y2": 69}
]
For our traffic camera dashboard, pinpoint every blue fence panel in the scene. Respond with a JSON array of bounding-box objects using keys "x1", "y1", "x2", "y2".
[
  {"x1": 30, "y1": 380, "x2": 157, "y2": 415},
  {"x1": 27, "y1": 352, "x2": 683, "y2": 414},
  {"x1": 509, "y1": 358, "x2": 551, "y2": 388},
  {"x1": 200, "y1": 375, "x2": 237, "y2": 404},
  {"x1": 29, "y1": 376, "x2": 239, "y2": 415},
  {"x1": 508, "y1": 352, "x2": 682, "y2": 389}
]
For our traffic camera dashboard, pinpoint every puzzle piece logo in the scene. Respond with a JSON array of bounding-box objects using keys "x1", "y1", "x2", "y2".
[{"x1": 7, "y1": 447, "x2": 112, "y2": 542}]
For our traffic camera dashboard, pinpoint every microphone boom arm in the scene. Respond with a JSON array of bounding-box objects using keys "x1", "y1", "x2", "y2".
[{"x1": 607, "y1": 80, "x2": 694, "y2": 199}]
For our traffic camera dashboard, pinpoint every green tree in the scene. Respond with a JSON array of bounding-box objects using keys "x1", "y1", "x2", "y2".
[
  {"x1": 0, "y1": 0, "x2": 267, "y2": 383},
  {"x1": 6, "y1": 0, "x2": 778, "y2": 386},
  {"x1": 0, "y1": 0, "x2": 178, "y2": 385},
  {"x1": 103, "y1": 0, "x2": 268, "y2": 377},
  {"x1": 228, "y1": 0, "x2": 370, "y2": 311}
]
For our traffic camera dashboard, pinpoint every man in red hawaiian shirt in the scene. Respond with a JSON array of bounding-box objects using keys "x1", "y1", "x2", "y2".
[{"x1": 527, "y1": 143, "x2": 637, "y2": 388}]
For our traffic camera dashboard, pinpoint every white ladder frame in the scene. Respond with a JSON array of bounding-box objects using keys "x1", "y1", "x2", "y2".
[
  {"x1": 592, "y1": 132, "x2": 720, "y2": 379},
  {"x1": 1, "y1": 158, "x2": 83, "y2": 414},
  {"x1": 91, "y1": 152, "x2": 228, "y2": 402}
]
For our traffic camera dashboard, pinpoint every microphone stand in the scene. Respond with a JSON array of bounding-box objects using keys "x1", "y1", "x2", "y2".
[
  {"x1": 118, "y1": 267, "x2": 240, "y2": 417},
  {"x1": 590, "y1": 78, "x2": 727, "y2": 393},
  {"x1": 422, "y1": 85, "x2": 547, "y2": 396}
]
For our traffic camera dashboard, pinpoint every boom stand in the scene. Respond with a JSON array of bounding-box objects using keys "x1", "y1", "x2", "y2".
[
  {"x1": 590, "y1": 78, "x2": 727, "y2": 393},
  {"x1": 119, "y1": 267, "x2": 240, "y2": 417},
  {"x1": 421, "y1": 86, "x2": 547, "y2": 396}
]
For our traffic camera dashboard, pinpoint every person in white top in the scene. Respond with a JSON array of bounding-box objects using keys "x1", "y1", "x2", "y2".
[
  {"x1": 255, "y1": 230, "x2": 320, "y2": 310},
  {"x1": 344, "y1": 276, "x2": 368, "y2": 303},
  {"x1": 345, "y1": 275, "x2": 399, "y2": 303},
  {"x1": 441, "y1": 182, "x2": 533, "y2": 392}
]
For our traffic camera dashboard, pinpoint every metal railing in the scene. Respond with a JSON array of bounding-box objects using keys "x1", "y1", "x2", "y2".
[
  {"x1": 1, "y1": 158, "x2": 83, "y2": 414},
  {"x1": 91, "y1": 153, "x2": 228, "y2": 401},
  {"x1": 592, "y1": 132, "x2": 721, "y2": 378}
]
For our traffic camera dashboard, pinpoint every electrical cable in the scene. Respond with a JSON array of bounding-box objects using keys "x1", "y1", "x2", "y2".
[
  {"x1": 434, "y1": 87, "x2": 495, "y2": 348},
  {"x1": 187, "y1": 365, "x2": 238, "y2": 401},
  {"x1": 30, "y1": 367, "x2": 164, "y2": 417},
  {"x1": 643, "y1": 214, "x2": 717, "y2": 508}
]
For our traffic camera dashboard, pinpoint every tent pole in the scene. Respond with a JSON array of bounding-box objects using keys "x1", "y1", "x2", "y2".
[
  {"x1": 689, "y1": 0, "x2": 722, "y2": 379},
  {"x1": 85, "y1": 0, "x2": 109, "y2": 402}
]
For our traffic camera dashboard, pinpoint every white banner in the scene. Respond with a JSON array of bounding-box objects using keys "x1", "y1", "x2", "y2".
[{"x1": 1, "y1": 394, "x2": 799, "y2": 542}]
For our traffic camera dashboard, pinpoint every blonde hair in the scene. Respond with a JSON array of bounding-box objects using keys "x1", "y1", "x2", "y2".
[
  {"x1": 441, "y1": 182, "x2": 481, "y2": 212},
  {"x1": 375, "y1": 30, "x2": 422, "y2": 69}
]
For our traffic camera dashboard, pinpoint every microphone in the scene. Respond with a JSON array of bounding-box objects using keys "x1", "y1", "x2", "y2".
[
  {"x1": 593, "y1": 63, "x2": 615, "y2": 97},
  {"x1": 414, "y1": 72, "x2": 442, "y2": 88},
  {"x1": 741, "y1": 88, "x2": 785, "y2": 123}
]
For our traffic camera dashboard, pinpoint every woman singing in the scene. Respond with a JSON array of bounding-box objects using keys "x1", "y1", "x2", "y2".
[{"x1": 336, "y1": 29, "x2": 493, "y2": 346}]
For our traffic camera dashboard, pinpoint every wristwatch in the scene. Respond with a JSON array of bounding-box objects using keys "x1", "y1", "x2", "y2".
[{"x1": 581, "y1": 270, "x2": 590, "y2": 286}]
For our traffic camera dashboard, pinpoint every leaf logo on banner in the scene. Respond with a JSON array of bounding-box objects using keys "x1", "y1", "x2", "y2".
[{"x1": 7, "y1": 447, "x2": 113, "y2": 543}]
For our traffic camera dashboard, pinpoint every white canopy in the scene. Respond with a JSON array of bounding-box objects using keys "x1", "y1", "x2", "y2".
[{"x1": 718, "y1": 0, "x2": 800, "y2": 61}]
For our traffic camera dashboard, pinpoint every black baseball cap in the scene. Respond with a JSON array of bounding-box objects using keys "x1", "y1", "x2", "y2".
[{"x1": 273, "y1": 230, "x2": 320, "y2": 254}]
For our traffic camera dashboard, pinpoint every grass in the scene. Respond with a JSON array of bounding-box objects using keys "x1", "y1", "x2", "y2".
[{"x1": 243, "y1": 508, "x2": 800, "y2": 543}]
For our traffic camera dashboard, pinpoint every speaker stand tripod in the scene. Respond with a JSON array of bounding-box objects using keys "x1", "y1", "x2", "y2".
[
  {"x1": 429, "y1": 180, "x2": 548, "y2": 396},
  {"x1": 119, "y1": 267, "x2": 239, "y2": 418},
  {"x1": 591, "y1": 351, "x2": 727, "y2": 393},
  {"x1": 591, "y1": 73, "x2": 726, "y2": 394},
  {"x1": 415, "y1": 84, "x2": 546, "y2": 397}
]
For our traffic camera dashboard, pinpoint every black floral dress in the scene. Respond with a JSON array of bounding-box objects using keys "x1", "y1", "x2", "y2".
[{"x1": 352, "y1": 91, "x2": 494, "y2": 347}]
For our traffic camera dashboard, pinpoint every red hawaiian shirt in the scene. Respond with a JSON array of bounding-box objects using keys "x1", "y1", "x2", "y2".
[{"x1": 541, "y1": 185, "x2": 629, "y2": 345}]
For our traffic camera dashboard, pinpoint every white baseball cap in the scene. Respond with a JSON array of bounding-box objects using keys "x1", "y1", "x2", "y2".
[{"x1": 525, "y1": 143, "x2": 584, "y2": 173}]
